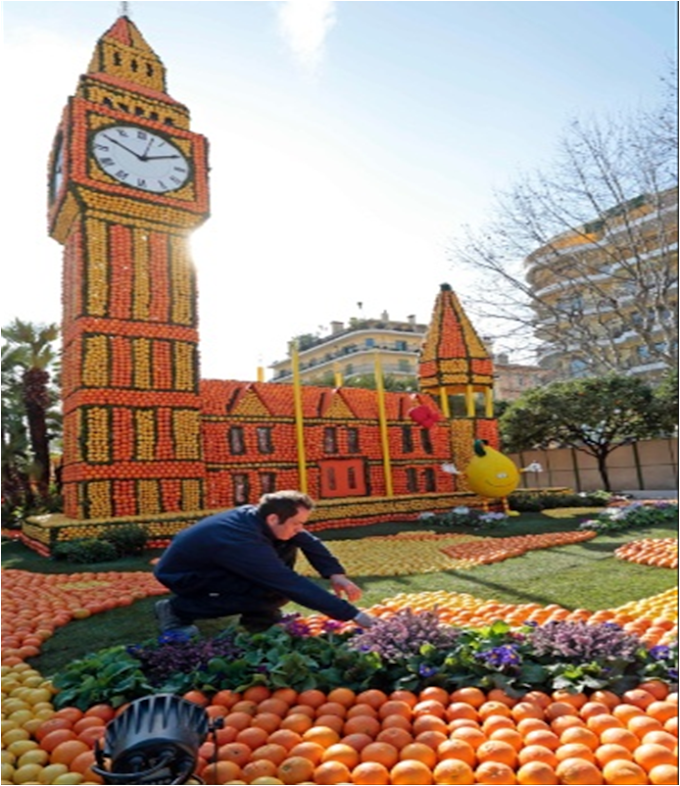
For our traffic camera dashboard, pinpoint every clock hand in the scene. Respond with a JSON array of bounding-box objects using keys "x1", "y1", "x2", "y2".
[
  {"x1": 142, "y1": 154, "x2": 183, "y2": 161},
  {"x1": 103, "y1": 135, "x2": 143, "y2": 160}
]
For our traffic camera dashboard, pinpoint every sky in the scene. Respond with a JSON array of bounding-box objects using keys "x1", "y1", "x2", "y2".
[{"x1": 1, "y1": 1, "x2": 677, "y2": 381}]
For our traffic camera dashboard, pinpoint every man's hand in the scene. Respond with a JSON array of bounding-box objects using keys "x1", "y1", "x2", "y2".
[
  {"x1": 329, "y1": 574, "x2": 363, "y2": 603},
  {"x1": 353, "y1": 611, "x2": 378, "y2": 628}
]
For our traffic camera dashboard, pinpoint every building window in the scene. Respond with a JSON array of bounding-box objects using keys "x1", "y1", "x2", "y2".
[
  {"x1": 260, "y1": 473, "x2": 276, "y2": 494},
  {"x1": 347, "y1": 427, "x2": 360, "y2": 453},
  {"x1": 395, "y1": 340, "x2": 407, "y2": 351},
  {"x1": 327, "y1": 467, "x2": 337, "y2": 490},
  {"x1": 365, "y1": 338, "x2": 375, "y2": 348},
  {"x1": 347, "y1": 466, "x2": 357, "y2": 489},
  {"x1": 406, "y1": 468, "x2": 418, "y2": 493},
  {"x1": 402, "y1": 425, "x2": 414, "y2": 453},
  {"x1": 345, "y1": 363, "x2": 354, "y2": 376},
  {"x1": 256, "y1": 427, "x2": 273, "y2": 454},
  {"x1": 233, "y1": 473, "x2": 249, "y2": 504},
  {"x1": 228, "y1": 426, "x2": 245, "y2": 455},
  {"x1": 420, "y1": 429, "x2": 433, "y2": 454},
  {"x1": 423, "y1": 468, "x2": 436, "y2": 492},
  {"x1": 398, "y1": 359, "x2": 411, "y2": 372},
  {"x1": 324, "y1": 427, "x2": 338, "y2": 453}
]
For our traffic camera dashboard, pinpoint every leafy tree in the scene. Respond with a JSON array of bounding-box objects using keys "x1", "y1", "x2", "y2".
[
  {"x1": 1, "y1": 320, "x2": 61, "y2": 508},
  {"x1": 449, "y1": 64, "x2": 678, "y2": 377},
  {"x1": 499, "y1": 375, "x2": 672, "y2": 490},
  {"x1": 654, "y1": 366, "x2": 678, "y2": 423}
]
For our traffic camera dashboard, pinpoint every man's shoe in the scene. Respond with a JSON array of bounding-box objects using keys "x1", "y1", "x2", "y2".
[{"x1": 154, "y1": 599, "x2": 199, "y2": 637}]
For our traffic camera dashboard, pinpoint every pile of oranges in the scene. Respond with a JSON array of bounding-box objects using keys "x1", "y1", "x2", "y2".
[
  {"x1": 5, "y1": 680, "x2": 676, "y2": 785},
  {"x1": 615, "y1": 539, "x2": 678, "y2": 570}
]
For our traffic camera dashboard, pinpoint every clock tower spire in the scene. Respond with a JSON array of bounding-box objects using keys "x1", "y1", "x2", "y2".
[{"x1": 48, "y1": 17, "x2": 209, "y2": 520}]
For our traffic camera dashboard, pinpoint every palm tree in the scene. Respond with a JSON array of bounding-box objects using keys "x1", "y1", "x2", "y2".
[{"x1": 1, "y1": 319, "x2": 60, "y2": 503}]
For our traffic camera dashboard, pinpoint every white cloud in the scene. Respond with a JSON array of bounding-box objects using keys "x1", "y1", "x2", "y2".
[{"x1": 276, "y1": 0, "x2": 336, "y2": 72}]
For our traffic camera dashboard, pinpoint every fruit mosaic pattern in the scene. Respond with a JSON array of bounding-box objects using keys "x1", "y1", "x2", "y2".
[
  {"x1": 296, "y1": 530, "x2": 598, "y2": 576},
  {"x1": 615, "y1": 539, "x2": 678, "y2": 570},
  {"x1": 2, "y1": 562, "x2": 678, "y2": 784}
]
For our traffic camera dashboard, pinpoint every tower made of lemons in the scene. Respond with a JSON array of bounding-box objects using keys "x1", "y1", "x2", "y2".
[{"x1": 47, "y1": 15, "x2": 210, "y2": 519}]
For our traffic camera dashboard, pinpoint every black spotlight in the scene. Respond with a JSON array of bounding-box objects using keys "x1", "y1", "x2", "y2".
[{"x1": 91, "y1": 693, "x2": 215, "y2": 784}]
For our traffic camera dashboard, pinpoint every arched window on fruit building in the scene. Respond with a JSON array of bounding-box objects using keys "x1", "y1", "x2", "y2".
[
  {"x1": 260, "y1": 473, "x2": 276, "y2": 495},
  {"x1": 347, "y1": 427, "x2": 360, "y2": 453},
  {"x1": 422, "y1": 467, "x2": 436, "y2": 492},
  {"x1": 324, "y1": 427, "x2": 338, "y2": 453},
  {"x1": 257, "y1": 427, "x2": 273, "y2": 454},
  {"x1": 420, "y1": 429, "x2": 433, "y2": 454},
  {"x1": 402, "y1": 425, "x2": 414, "y2": 453},
  {"x1": 406, "y1": 468, "x2": 418, "y2": 493}
]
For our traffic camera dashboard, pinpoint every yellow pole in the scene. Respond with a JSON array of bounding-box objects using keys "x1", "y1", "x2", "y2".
[
  {"x1": 465, "y1": 385, "x2": 475, "y2": 417},
  {"x1": 485, "y1": 387, "x2": 494, "y2": 417},
  {"x1": 257, "y1": 366, "x2": 265, "y2": 383},
  {"x1": 291, "y1": 343, "x2": 308, "y2": 493},
  {"x1": 439, "y1": 386, "x2": 450, "y2": 418},
  {"x1": 373, "y1": 351, "x2": 393, "y2": 497},
  {"x1": 333, "y1": 362, "x2": 343, "y2": 388}
]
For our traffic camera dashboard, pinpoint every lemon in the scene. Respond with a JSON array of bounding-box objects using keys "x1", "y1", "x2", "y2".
[
  {"x1": 0, "y1": 764, "x2": 14, "y2": 782},
  {"x1": 6, "y1": 739, "x2": 39, "y2": 758},
  {"x1": 17, "y1": 748, "x2": 49, "y2": 767},
  {"x1": 12, "y1": 762, "x2": 44, "y2": 784},
  {"x1": 52, "y1": 773, "x2": 85, "y2": 784},
  {"x1": 1, "y1": 726, "x2": 28, "y2": 745},
  {"x1": 38, "y1": 763, "x2": 69, "y2": 784}
]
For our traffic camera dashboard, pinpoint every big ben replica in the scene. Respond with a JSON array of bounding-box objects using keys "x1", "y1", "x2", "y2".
[{"x1": 47, "y1": 14, "x2": 209, "y2": 520}]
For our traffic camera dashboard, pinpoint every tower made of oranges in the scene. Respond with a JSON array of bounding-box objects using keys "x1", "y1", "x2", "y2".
[
  {"x1": 47, "y1": 15, "x2": 210, "y2": 519},
  {"x1": 418, "y1": 283, "x2": 498, "y2": 489}
]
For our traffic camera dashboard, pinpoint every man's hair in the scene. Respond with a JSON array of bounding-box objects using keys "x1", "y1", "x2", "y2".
[{"x1": 257, "y1": 490, "x2": 315, "y2": 522}]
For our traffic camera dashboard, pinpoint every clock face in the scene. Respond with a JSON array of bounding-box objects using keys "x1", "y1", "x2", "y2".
[
  {"x1": 50, "y1": 134, "x2": 65, "y2": 203},
  {"x1": 90, "y1": 125, "x2": 191, "y2": 194}
]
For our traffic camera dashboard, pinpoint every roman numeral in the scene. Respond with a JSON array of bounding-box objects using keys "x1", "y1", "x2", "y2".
[
  {"x1": 137, "y1": 130, "x2": 148, "y2": 139},
  {"x1": 137, "y1": 178, "x2": 147, "y2": 188},
  {"x1": 94, "y1": 144, "x2": 109, "y2": 151},
  {"x1": 100, "y1": 157, "x2": 115, "y2": 166},
  {"x1": 115, "y1": 170, "x2": 129, "y2": 180}
]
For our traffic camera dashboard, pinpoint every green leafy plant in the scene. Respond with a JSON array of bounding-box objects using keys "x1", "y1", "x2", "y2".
[
  {"x1": 419, "y1": 506, "x2": 509, "y2": 530},
  {"x1": 580, "y1": 502, "x2": 678, "y2": 534},
  {"x1": 101, "y1": 524, "x2": 148, "y2": 556},
  {"x1": 51, "y1": 539, "x2": 118, "y2": 564},
  {"x1": 50, "y1": 613, "x2": 678, "y2": 708}
]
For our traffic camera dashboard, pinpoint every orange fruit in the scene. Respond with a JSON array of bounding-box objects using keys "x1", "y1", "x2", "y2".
[
  {"x1": 516, "y1": 760, "x2": 558, "y2": 785},
  {"x1": 486, "y1": 688, "x2": 517, "y2": 708},
  {"x1": 594, "y1": 743, "x2": 634, "y2": 766},
  {"x1": 34, "y1": 718, "x2": 74, "y2": 742},
  {"x1": 388, "y1": 690, "x2": 418, "y2": 708},
  {"x1": 517, "y1": 744, "x2": 558, "y2": 769},
  {"x1": 316, "y1": 701, "x2": 348, "y2": 719},
  {"x1": 482, "y1": 715, "x2": 515, "y2": 735},
  {"x1": 449, "y1": 725, "x2": 487, "y2": 749},
  {"x1": 288, "y1": 740, "x2": 326, "y2": 765},
  {"x1": 250, "y1": 742, "x2": 289, "y2": 766},
  {"x1": 360, "y1": 741, "x2": 400, "y2": 769},
  {"x1": 390, "y1": 758, "x2": 434, "y2": 784},
  {"x1": 302, "y1": 725, "x2": 341, "y2": 748},
  {"x1": 344, "y1": 714, "x2": 381, "y2": 737},
  {"x1": 599, "y1": 727, "x2": 642, "y2": 752},
  {"x1": 378, "y1": 700, "x2": 413, "y2": 720},
  {"x1": 315, "y1": 714, "x2": 345, "y2": 734},
  {"x1": 251, "y1": 711, "x2": 282, "y2": 734},
  {"x1": 512, "y1": 702, "x2": 545, "y2": 722},
  {"x1": 243, "y1": 685, "x2": 271, "y2": 703},
  {"x1": 517, "y1": 718, "x2": 551, "y2": 736},
  {"x1": 489, "y1": 727, "x2": 524, "y2": 752},
  {"x1": 551, "y1": 715, "x2": 586, "y2": 735},
  {"x1": 83, "y1": 704, "x2": 116, "y2": 722},
  {"x1": 587, "y1": 714, "x2": 624, "y2": 735},
  {"x1": 347, "y1": 703, "x2": 379, "y2": 719},
  {"x1": 182, "y1": 690, "x2": 210, "y2": 707},
  {"x1": 649, "y1": 764, "x2": 679, "y2": 784},
  {"x1": 476, "y1": 739, "x2": 518, "y2": 768},
  {"x1": 235, "y1": 725, "x2": 269, "y2": 749},
  {"x1": 258, "y1": 697, "x2": 291, "y2": 717},
  {"x1": 327, "y1": 687, "x2": 357, "y2": 708},
  {"x1": 474, "y1": 760, "x2": 517, "y2": 784},
  {"x1": 216, "y1": 741, "x2": 252, "y2": 767},
  {"x1": 523, "y1": 691, "x2": 552, "y2": 710},
  {"x1": 321, "y1": 742, "x2": 360, "y2": 769},
  {"x1": 523, "y1": 729, "x2": 561, "y2": 750},
  {"x1": 298, "y1": 689, "x2": 328, "y2": 709},
  {"x1": 432, "y1": 758, "x2": 475, "y2": 784},
  {"x1": 52, "y1": 707, "x2": 84, "y2": 724},
  {"x1": 559, "y1": 726, "x2": 599, "y2": 751},
  {"x1": 579, "y1": 701, "x2": 611, "y2": 719},
  {"x1": 622, "y1": 689, "x2": 656, "y2": 709},
  {"x1": 414, "y1": 729, "x2": 448, "y2": 750},
  {"x1": 419, "y1": 686, "x2": 450, "y2": 705},
  {"x1": 478, "y1": 701, "x2": 512, "y2": 720},
  {"x1": 633, "y1": 743, "x2": 677, "y2": 773},
  {"x1": 351, "y1": 760, "x2": 390, "y2": 785},
  {"x1": 641, "y1": 730, "x2": 678, "y2": 751},
  {"x1": 271, "y1": 686, "x2": 298, "y2": 705},
  {"x1": 545, "y1": 701, "x2": 579, "y2": 721},
  {"x1": 413, "y1": 699, "x2": 447, "y2": 718},
  {"x1": 39, "y1": 728, "x2": 78, "y2": 752},
  {"x1": 601, "y1": 759, "x2": 648, "y2": 784},
  {"x1": 612, "y1": 705, "x2": 645, "y2": 723},
  {"x1": 356, "y1": 689, "x2": 389, "y2": 709},
  {"x1": 590, "y1": 690, "x2": 621, "y2": 709},
  {"x1": 375, "y1": 727, "x2": 413, "y2": 750},
  {"x1": 241, "y1": 758, "x2": 279, "y2": 782},
  {"x1": 555, "y1": 743, "x2": 596, "y2": 763},
  {"x1": 313, "y1": 759, "x2": 352, "y2": 784},
  {"x1": 449, "y1": 687, "x2": 486, "y2": 708},
  {"x1": 49, "y1": 739, "x2": 90, "y2": 766},
  {"x1": 201, "y1": 760, "x2": 243, "y2": 785},
  {"x1": 399, "y1": 742, "x2": 437, "y2": 768},
  {"x1": 280, "y1": 712, "x2": 314, "y2": 734},
  {"x1": 552, "y1": 690, "x2": 587, "y2": 709},
  {"x1": 224, "y1": 710, "x2": 254, "y2": 730},
  {"x1": 628, "y1": 715, "x2": 664, "y2": 737},
  {"x1": 437, "y1": 738, "x2": 476, "y2": 767},
  {"x1": 267, "y1": 728, "x2": 304, "y2": 751},
  {"x1": 412, "y1": 714, "x2": 448, "y2": 735},
  {"x1": 276, "y1": 754, "x2": 316, "y2": 784},
  {"x1": 647, "y1": 702, "x2": 678, "y2": 724},
  {"x1": 637, "y1": 681, "x2": 670, "y2": 701},
  {"x1": 288, "y1": 703, "x2": 317, "y2": 719},
  {"x1": 340, "y1": 732, "x2": 374, "y2": 752},
  {"x1": 554, "y1": 757, "x2": 604, "y2": 784}
]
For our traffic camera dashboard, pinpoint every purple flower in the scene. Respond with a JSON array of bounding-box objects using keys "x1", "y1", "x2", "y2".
[
  {"x1": 419, "y1": 664, "x2": 439, "y2": 677},
  {"x1": 322, "y1": 620, "x2": 344, "y2": 633},
  {"x1": 476, "y1": 645, "x2": 521, "y2": 668},
  {"x1": 649, "y1": 645, "x2": 671, "y2": 660}
]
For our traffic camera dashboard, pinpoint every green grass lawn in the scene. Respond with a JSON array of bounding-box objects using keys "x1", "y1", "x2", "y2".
[{"x1": 2, "y1": 511, "x2": 677, "y2": 678}]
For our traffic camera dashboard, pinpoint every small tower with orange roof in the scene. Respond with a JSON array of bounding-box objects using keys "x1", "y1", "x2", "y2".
[{"x1": 418, "y1": 283, "x2": 498, "y2": 488}]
